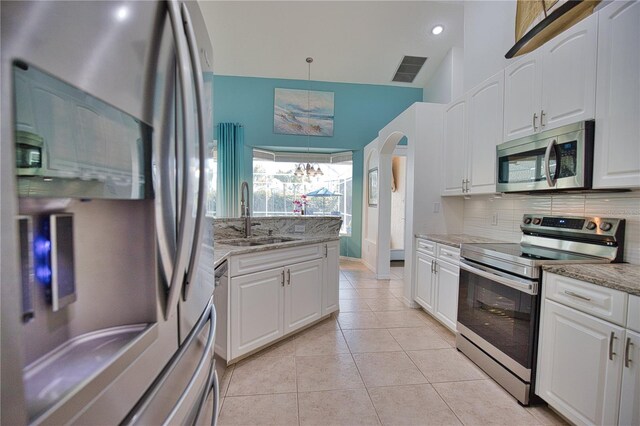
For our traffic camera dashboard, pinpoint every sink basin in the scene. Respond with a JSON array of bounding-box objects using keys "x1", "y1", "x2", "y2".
[{"x1": 220, "y1": 237, "x2": 300, "y2": 247}]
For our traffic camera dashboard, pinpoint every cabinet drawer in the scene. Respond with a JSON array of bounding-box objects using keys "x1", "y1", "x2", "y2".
[
  {"x1": 628, "y1": 295, "x2": 640, "y2": 333},
  {"x1": 416, "y1": 238, "x2": 435, "y2": 256},
  {"x1": 230, "y1": 243, "x2": 323, "y2": 277},
  {"x1": 436, "y1": 244, "x2": 460, "y2": 265},
  {"x1": 544, "y1": 272, "x2": 628, "y2": 326}
]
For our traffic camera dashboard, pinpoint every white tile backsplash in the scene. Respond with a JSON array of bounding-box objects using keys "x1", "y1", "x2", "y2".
[{"x1": 463, "y1": 191, "x2": 640, "y2": 264}]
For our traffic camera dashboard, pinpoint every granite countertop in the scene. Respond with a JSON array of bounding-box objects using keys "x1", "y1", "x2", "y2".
[
  {"x1": 213, "y1": 235, "x2": 340, "y2": 268},
  {"x1": 414, "y1": 233, "x2": 506, "y2": 248},
  {"x1": 542, "y1": 264, "x2": 640, "y2": 296}
]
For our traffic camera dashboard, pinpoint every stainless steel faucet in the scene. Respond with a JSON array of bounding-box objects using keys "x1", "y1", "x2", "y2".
[{"x1": 240, "y1": 181, "x2": 252, "y2": 237}]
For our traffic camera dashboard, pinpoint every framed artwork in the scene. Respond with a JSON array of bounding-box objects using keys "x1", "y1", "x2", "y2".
[
  {"x1": 368, "y1": 168, "x2": 378, "y2": 207},
  {"x1": 274, "y1": 88, "x2": 334, "y2": 136}
]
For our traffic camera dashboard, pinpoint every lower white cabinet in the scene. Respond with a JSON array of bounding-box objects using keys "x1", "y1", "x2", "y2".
[
  {"x1": 537, "y1": 273, "x2": 637, "y2": 426},
  {"x1": 434, "y1": 260, "x2": 459, "y2": 331},
  {"x1": 323, "y1": 241, "x2": 340, "y2": 315},
  {"x1": 230, "y1": 267, "x2": 285, "y2": 359},
  {"x1": 284, "y1": 259, "x2": 323, "y2": 334},
  {"x1": 537, "y1": 299, "x2": 624, "y2": 426},
  {"x1": 415, "y1": 251, "x2": 435, "y2": 313},
  {"x1": 414, "y1": 238, "x2": 460, "y2": 332},
  {"x1": 228, "y1": 241, "x2": 337, "y2": 361}
]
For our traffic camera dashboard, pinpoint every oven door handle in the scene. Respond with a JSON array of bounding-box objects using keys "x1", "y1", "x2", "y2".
[{"x1": 459, "y1": 259, "x2": 538, "y2": 295}]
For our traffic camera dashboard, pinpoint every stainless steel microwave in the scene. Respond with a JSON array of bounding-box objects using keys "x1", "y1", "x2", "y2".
[{"x1": 496, "y1": 121, "x2": 594, "y2": 193}]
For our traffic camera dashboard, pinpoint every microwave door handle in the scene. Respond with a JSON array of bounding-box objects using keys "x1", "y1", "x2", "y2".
[
  {"x1": 544, "y1": 139, "x2": 558, "y2": 187},
  {"x1": 165, "y1": 0, "x2": 197, "y2": 319},
  {"x1": 181, "y1": 2, "x2": 207, "y2": 302},
  {"x1": 459, "y1": 259, "x2": 537, "y2": 295}
]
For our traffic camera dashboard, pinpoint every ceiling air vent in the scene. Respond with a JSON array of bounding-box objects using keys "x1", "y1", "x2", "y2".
[{"x1": 392, "y1": 56, "x2": 427, "y2": 83}]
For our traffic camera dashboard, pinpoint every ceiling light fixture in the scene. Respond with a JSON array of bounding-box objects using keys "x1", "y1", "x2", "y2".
[
  {"x1": 431, "y1": 25, "x2": 444, "y2": 35},
  {"x1": 294, "y1": 57, "x2": 323, "y2": 178}
]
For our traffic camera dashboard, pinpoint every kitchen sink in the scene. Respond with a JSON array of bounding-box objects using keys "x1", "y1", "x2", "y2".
[{"x1": 219, "y1": 237, "x2": 301, "y2": 247}]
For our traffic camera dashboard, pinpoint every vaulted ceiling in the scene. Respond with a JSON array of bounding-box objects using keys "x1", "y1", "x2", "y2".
[{"x1": 199, "y1": 1, "x2": 464, "y2": 88}]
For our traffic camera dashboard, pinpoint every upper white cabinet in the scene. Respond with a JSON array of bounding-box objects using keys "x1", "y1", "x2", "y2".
[
  {"x1": 442, "y1": 98, "x2": 467, "y2": 195},
  {"x1": 467, "y1": 71, "x2": 504, "y2": 194},
  {"x1": 504, "y1": 53, "x2": 542, "y2": 141},
  {"x1": 442, "y1": 71, "x2": 503, "y2": 196},
  {"x1": 503, "y1": 13, "x2": 598, "y2": 141},
  {"x1": 593, "y1": 0, "x2": 640, "y2": 189}
]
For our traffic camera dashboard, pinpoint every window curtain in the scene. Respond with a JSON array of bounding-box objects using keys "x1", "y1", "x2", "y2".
[{"x1": 216, "y1": 123, "x2": 244, "y2": 217}]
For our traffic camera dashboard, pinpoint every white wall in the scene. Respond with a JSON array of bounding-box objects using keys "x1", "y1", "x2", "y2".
[
  {"x1": 463, "y1": 0, "x2": 517, "y2": 92},
  {"x1": 361, "y1": 141, "x2": 379, "y2": 271},
  {"x1": 423, "y1": 46, "x2": 465, "y2": 103},
  {"x1": 390, "y1": 155, "x2": 406, "y2": 251},
  {"x1": 463, "y1": 191, "x2": 640, "y2": 265}
]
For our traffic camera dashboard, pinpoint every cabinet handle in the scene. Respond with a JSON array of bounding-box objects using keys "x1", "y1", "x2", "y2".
[
  {"x1": 625, "y1": 337, "x2": 633, "y2": 368},
  {"x1": 563, "y1": 290, "x2": 591, "y2": 302},
  {"x1": 430, "y1": 260, "x2": 434, "y2": 273},
  {"x1": 533, "y1": 112, "x2": 538, "y2": 131},
  {"x1": 325, "y1": 244, "x2": 328, "y2": 258},
  {"x1": 540, "y1": 110, "x2": 546, "y2": 128},
  {"x1": 287, "y1": 269, "x2": 291, "y2": 285},
  {"x1": 461, "y1": 178, "x2": 465, "y2": 192},
  {"x1": 465, "y1": 179, "x2": 470, "y2": 193},
  {"x1": 609, "y1": 332, "x2": 617, "y2": 361},
  {"x1": 433, "y1": 261, "x2": 438, "y2": 274},
  {"x1": 281, "y1": 270, "x2": 285, "y2": 287}
]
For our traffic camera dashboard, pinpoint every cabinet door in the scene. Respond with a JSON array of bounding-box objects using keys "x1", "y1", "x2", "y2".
[
  {"x1": 230, "y1": 267, "x2": 284, "y2": 359},
  {"x1": 593, "y1": 0, "x2": 640, "y2": 189},
  {"x1": 434, "y1": 260, "x2": 459, "y2": 332},
  {"x1": 442, "y1": 98, "x2": 467, "y2": 195},
  {"x1": 467, "y1": 71, "x2": 503, "y2": 194},
  {"x1": 540, "y1": 13, "x2": 597, "y2": 131},
  {"x1": 503, "y1": 53, "x2": 542, "y2": 141},
  {"x1": 537, "y1": 300, "x2": 624, "y2": 426},
  {"x1": 14, "y1": 71, "x2": 39, "y2": 134},
  {"x1": 414, "y1": 251, "x2": 435, "y2": 313},
  {"x1": 323, "y1": 241, "x2": 340, "y2": 315},
  {"x1": 284, "y1": 258, "x2": 323, "y2": 334},
  {"x1": 619, "y1": 329, "x2": 640, "y2": 426}
]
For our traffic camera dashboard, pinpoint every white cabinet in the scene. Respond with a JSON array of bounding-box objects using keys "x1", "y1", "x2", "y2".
[
  {"x1": 433, "y1": 259, "x2": 459, "y2": 331},
  {"x1": 537, "y1": 273, "x2": 637, "y2": 426},
  {"x1": 537, "y1": 299, "x2": 624, "y2": 426},
  {"x1": 593, "y1": 0, "x2": 640, "y2": 189},
  {"x1": 504, "y1": 53, "x2": 542, "y2": 141},
  {"x1": 442, "y1": 72, "x2": 503, "y2": 196},
  {"x1": 415, "y1": 251, "x2": 435, "y2": 313},
  {"x1": 466, "y1": 71, "x2": 504, "y2": 194},
  {"x1": 414, "y1": 238, "x2": 460, "y2": 332},
  {"x1": 230, "y1": 267, "x2": 285, "y2": 359},
  {"x1": 227, "y1": 241, "x2": 335, "y2": 361},
  {"x1": 503, "y1": 13, "x2": 597, "y2": 141},
  {"x1": 442, "y1": 98, "x2": 467, "y2": 195},
  {"x1": 322, "y1": 241, "x2": 340, "y2": 315},
  {"x1": 620, "y1": 329, "x2": 640, "y2": 426},
  {"x1": 284, "y1": 258, "x2": 323, "y2": 334}
]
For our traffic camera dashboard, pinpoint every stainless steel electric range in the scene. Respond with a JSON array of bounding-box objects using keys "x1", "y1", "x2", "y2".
[{"x1": 456, "y1": 214, "x2": 625, "y2": 405}]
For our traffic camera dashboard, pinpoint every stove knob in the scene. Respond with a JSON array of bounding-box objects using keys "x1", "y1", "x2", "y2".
[
  {"x1": 586, "y1": 221, "x2": 597, "y2": 230},
  {"x1": 533, "y1": 218, "x2": 542, "y2": 225},
  {"x1": 599, "y1": 222, "x2": 613, "y2": 232},
  {"x1": 523, "y1": 217, "x2": 532, "y2": 225}
]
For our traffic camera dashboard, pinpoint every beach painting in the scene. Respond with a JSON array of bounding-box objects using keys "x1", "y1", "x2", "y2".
[{"x1": 274, "y1": 88, "x2": 334, "y2": 137}]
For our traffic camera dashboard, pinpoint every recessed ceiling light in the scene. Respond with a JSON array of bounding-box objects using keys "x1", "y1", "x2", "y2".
[
  {"x1": 431, "y1": 25, "x2": 444, "y2": 35},
  {"x1": 115, "y1": 6, "x2": 129, "y2": 22}
]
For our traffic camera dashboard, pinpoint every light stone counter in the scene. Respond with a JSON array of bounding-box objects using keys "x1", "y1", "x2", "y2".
[
  {"x1": 542, "y1": 264, "x2": 640, "y2": 296},
  {"x1": 415, "y1": 233, "x2": 506, "y2": 248}
]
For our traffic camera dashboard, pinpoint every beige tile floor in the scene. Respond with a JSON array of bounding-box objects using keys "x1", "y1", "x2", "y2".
[{"x1": 218, "y1": 260, "x2": 567, "y2": 426}]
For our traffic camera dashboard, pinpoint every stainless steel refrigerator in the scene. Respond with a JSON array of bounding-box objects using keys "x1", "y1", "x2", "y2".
[{"x1": 0, "y1": 1, "x2": 218, "y2": 424}]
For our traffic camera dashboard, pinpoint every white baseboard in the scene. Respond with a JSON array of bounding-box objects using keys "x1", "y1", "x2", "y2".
[
  {"x1": 339, "y1": 256, "x2": 362, "y2": 262},
  {"x1": 402, "y1": 296, "x2": 419, "y2": 308},
  {"x1": 377, "y1": 273, "x2": 391, "y2": 280}
]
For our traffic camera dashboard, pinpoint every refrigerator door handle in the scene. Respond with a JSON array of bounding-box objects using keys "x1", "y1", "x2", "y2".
[
  {"x1": 181, "y1": 1, "x2": 208, "y2": 302},
  {"x1": 122, "y1": 297, "x2": 215, "y2": 425},
  {"x1": 165, "y1": 0, "x2": 197, "y2": 320}
]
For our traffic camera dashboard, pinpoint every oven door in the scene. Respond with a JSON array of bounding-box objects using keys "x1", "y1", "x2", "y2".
[{"x1": 457, "y1": 259, "x2": 540, "y2": 381}]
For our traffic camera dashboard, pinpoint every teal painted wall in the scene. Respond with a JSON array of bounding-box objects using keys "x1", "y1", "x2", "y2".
[{"x1": 213, "y1": 75, "x2": 422, "y2": 257}]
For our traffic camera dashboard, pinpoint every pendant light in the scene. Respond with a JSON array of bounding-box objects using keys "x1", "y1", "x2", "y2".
[{"x1": 294, "y1": 57, "x2": 318, "y2": 178}]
